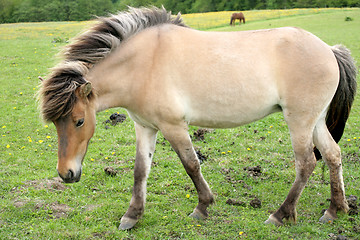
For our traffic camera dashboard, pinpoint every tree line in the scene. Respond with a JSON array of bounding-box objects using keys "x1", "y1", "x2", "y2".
[{"x1": 0, "y1": 0, "x2": 359, "y2": 23}]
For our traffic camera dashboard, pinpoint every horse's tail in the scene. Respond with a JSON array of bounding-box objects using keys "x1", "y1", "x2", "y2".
[
  {"x1": 314, "y1": 45, "x2": 357, "y2": 160},
  {"x1": 230, "y1": 16, "x2": 233, "y2": 25},
  {"x1": 243, "y1": 17, "x2": 245, "y2": 24}
]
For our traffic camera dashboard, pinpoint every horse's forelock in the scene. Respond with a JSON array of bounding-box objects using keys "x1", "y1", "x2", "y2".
[{"x1": 39, "y1": 62, "x2": 90, "y2": 122}]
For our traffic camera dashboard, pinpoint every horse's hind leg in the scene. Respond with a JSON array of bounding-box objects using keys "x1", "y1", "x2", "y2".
[
  {"x1": 120, "y1": 123, "x2": 158, "y2": 230},
  {"x1": 313, "y1": 119, "x2": 349, "y2": 222},
  {"x1": 161, "y1": 124, "x2": 214, "y2": 219},
  {"x1": 266, "y1": 114, "x2": 317, "y2": 225}
]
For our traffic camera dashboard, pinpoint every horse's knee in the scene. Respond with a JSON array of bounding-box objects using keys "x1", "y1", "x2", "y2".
[
  {"x1": 322, "y1": 145, "x2": 341, "y2": 166},
  {"x1": 293, "y1": 145, "x2": 317, "y2": 179},
  {"x1": 183, "y1": 157, "x2": 201, "y2": 175}
]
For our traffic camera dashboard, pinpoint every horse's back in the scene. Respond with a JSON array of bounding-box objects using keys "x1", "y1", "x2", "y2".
[{"x1": 93, "y1": 25, "x2": 339, "y2": 129}]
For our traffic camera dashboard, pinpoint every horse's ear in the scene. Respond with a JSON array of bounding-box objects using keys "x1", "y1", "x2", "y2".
[
  {"x1": 38, "y1": 76, "x2": 45, "y2": 82},
  {"x1": 79, "y1": 82, "x2": 92, "y2": 98}
]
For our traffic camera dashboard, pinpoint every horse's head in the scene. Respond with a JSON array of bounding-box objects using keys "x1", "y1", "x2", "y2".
[
  {"x1": 52, "y1": 82, "x2": 96, "y2": 183},
  {"x1": 39, "y1": 61, "x2": 97, "y2": 183}
]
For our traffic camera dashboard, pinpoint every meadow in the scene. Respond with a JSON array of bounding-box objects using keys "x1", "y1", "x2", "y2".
[{"x1": 0, "y1": 8, "x2": 360, "y2": 239}]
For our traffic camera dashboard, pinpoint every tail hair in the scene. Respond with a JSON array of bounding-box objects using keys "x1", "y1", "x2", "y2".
[{"x1": 315, "y1": 45, "x2": 357, "y2": 160}]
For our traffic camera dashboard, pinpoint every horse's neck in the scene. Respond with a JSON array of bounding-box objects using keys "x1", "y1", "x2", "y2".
[
  {"x1": 87, "y1": 45, "x2": 144, "y2": 113},
  {"x1": 88, "y1": 27, "x2": 160, "y2": 113}
]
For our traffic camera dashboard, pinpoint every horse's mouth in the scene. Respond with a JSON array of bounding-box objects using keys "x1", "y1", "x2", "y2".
[{"x1": 58, "y1": 168, "x2": 82, "y2": 183}]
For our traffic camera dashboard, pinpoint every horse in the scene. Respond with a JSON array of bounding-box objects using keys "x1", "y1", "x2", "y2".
[
  {"x1": 38, "y1": 7, "x2": 357, "y2": 230},
  {"x1": 230, "y1": 12, "x2": 245, "y2": 26}
]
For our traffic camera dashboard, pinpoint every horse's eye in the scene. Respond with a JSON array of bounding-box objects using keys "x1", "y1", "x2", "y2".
[{"x1": 76, "y1": 118, "x2": 85, "y2": 127}]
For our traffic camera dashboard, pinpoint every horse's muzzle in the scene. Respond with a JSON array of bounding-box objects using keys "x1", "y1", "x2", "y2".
[{"x1": 58, "y1": 169, "x2": 81, "y2": 183}]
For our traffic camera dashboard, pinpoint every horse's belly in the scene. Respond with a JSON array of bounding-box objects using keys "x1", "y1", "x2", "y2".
[{"x1": 184, "y1": 94, "x2": 281, "y2": 129}]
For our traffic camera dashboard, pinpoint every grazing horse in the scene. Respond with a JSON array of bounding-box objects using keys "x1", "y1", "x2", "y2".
[
  {"x1": 230, "y1": 12, "x2": 245, "y2": 26},
  {"x1": 39, "y1": 7, "x2": 357, "y2": 230}
]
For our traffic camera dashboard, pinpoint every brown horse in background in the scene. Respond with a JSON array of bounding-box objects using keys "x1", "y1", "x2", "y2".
[{"x1": 230, "y1": 12, "x2": 245, "y2": 26}]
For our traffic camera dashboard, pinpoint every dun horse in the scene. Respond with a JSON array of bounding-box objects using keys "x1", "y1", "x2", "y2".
[
  {"x1": 230, "y1": 12, "x2": 245, "y2": 26},
  {"x1": 39, "y1": 7, "x2": 357, "y2": 230}
]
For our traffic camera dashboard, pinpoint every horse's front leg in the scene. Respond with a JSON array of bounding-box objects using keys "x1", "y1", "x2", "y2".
[
  {"x1": 119, "y1": 123, "x2": 157, "y2": 230},
  {"x1": 161, "y1": 124, "x2": 214, "y2": 220}
]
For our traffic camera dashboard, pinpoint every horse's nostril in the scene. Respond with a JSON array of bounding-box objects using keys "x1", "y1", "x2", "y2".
[{"x1": 68, "y1": 169, "x2": 74, "y2": 179}]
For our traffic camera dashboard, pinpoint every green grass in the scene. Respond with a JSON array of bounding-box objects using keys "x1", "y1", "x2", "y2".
[{"x1": 1, "y1": 8, "x2": 360, "y2": 239}]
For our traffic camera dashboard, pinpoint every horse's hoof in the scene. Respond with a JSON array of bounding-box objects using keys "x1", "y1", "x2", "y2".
[
  {"x1": 264, "y1": 215, "x2": 283, "y2": 226},
  {"x1": 189, "y1": 208, "x2": 207, "y2": 220},
  {"x1": 119, "y1": 217, "x2": 138, "y2": 230},
  {"x1": 319, "y1": 210, "x2": 336, "y2": 224}
]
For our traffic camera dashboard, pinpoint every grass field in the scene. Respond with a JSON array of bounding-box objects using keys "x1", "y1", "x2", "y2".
[{"x1": 1, "y1": 8, "x2": 360, "y2": 239}]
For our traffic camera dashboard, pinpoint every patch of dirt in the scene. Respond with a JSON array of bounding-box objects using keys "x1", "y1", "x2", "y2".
[
  {"x1": 12, "y1": 177, "x2": 66, "y2": 192},
  {"x1": 221, "y1": 167, "x2": 252, "y2": 190},
  {"x1": 226, "y1": 198, "x2": 246, "y2": 206},
  {"x1": 343, "y1": 152, "x2": 360, "y2": 164},
  {"x1": 249, "y1": 197, "x2": 262, "y2": 208},
  {"x1": 328, "y1": 233, "x2": 347, "y2": 240},
  {"x1": 11, "y1": 177, "x2": 68, "y2": 213},
  {"x1": 103, "y1": 112, "x2": 126, "y2": 129},
  {"x1": 13, "y1": 200, "x2": 28, "y2": 208},
  {"x1": 91, "y1": 232, "x2": 113, "y2": 239},
  {"x1": 192, "y1": 128, "x2": 211, "y2": 142},
  {"x1": 347, "y1": 195, "x2": 358, "y2": 216},
  {"x1": 104, "y1": 166, "x2": 118, "y2": 176},
  {"x1": 244, "y1": 165, "x2": 262, "y2": 177},
  {"x1": 195, "y1": 149, "x2": 208, "y2": 164},
  {"x1": 221, "y1": 167, "x2": 264, "y2": 209},
  {"x1": 35, "y1": 201, "x2": 73, "y2": 218},
  {"x1": 353, "y1": 225, "x2": 360, "y2": 233}
]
